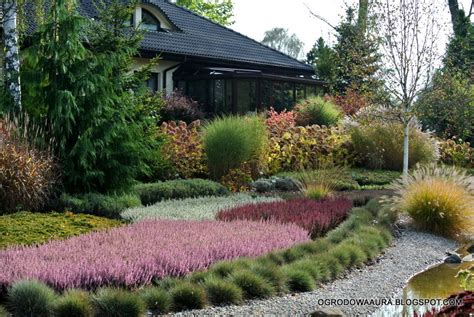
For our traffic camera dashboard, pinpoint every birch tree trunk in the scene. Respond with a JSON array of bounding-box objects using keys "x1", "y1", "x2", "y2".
[
  {"x1": 3, "y1": 0, "x2": 22, "y2": 110},
  {"x1": 403, "y1": 121, "x2": 410, "y2": 177}
]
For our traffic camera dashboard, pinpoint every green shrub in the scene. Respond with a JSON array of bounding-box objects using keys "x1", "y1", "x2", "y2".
[
  {"x1": 203, "y1": 115, "x2": 268, "y2": 179},
  {"x1": 389, "y1": 164, "x2": 474, "y2": 240},
  {"x1": 134, "y1": 179, "x2": 229, "y2": 206},
  {"x1": 203, "y1": 277, "x2": 243, "y2": 306},
  {"x1": 282, "y1": 268, "x2": 316, "y2": 292},
  {"x1": 8, "y1": 280, "x2": 57, "y2": 317},
  {"x1": 139, "y1": 287, "x2": 171, "y2": 315},
  {"x1": 230, "y1": 271, "x2": 275, "y2": 299},
  {"x1": 319, "y1": 256, "x2": 344, "y2": 279},
  {"x1": 294, "y1": 96, "x2": 341, "y2": 127},
  {"x1": 438, "y1": 138, "x2": 473, "y2": 168},
  {"x1": 210, "y1": 260, "x2": 249, "y2": 278},
  {"x1": 0, "y1": 212, "x2": 121, "y2": 249},
  {"x1": 92, "y1": 288, "x2": 145, "y2": 317},
  {"x1": 350, "y1": 169, "x2": 401, "y2": 186},
  {"x1": 157, "y1": 277, "x2": 179, "y2": 290},
  {"x1": 350, "y1": 122, "x2": 438, "y2": 170},
  {"x1": 286, "y1": 260, "x2": 322, "y2": 282},
  {"x1": 54, "y1": 289, "x2": 92, "y2": 317},
  {"x1": 60, "y1": 193, "x2": 141, "y2": 219},
  {"x1": 170, "y1": 282, "x2": 207, "y2": 311}
]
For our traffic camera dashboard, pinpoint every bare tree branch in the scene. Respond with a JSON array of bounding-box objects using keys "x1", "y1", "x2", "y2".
[{"x1": 304, "y1": 3, "x2": 337, "y2": 31}]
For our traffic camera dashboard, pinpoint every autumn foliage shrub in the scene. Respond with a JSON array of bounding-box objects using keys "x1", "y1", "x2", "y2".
[
  {"x1": 325, "y1": 89, "x2": 368, "y2": 115},
  {"x1": 161, "y1": 120, "x2": 208, "y2": 179},
  {"x1": 438, "y1": 137, "x2": 473, "y2": 168},
  {"x1": 0, "y1": 118, "x2": 57, "y2": 214},
  {"x1": 161, "y1": 90, "x2": 204, "y2": 124},
  {"x1": 266, "y1": 118, "x2": 351, "y2": 174},
  {"x1": 217, "y1": 198, "x2": 353, "y2": 239}
]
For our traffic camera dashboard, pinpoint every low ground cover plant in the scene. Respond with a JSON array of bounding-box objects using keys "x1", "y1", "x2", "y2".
[
  {"x1": 0, "y1": 212, "x2": 121, "y2": 249},
  {"x1": 217, "y1": 198, "x2": 352, "y2": 238},
  {"x1": 0, "y1": 220, "x2": 308, "y2": 292},
  {"x1": 389, "y1": 164, "x2": 474, "y2": 240},
  {"x1": 60, "y1": 193, "x2": 141, "y2": 219},
  {"x1": 3, "y1": 200, "x2": 394, "y2": 314},
  {"x1": 121, "y1": 194, "x2": 282, "y2": 222},
  {"x1": 134, "y1": 179, "x2": 229, "y2": 206}
]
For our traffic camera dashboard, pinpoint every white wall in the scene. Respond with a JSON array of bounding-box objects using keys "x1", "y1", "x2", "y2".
[{"x1": 132, "y1": 58, "x2": 181, "y2": 95}]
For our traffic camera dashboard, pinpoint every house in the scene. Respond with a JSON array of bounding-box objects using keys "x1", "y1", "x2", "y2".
[{"x1": 8, "y1": 0, "x2": 325, "y2": 114}]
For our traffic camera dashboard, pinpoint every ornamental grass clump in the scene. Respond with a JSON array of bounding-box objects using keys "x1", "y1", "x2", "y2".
[
  {"x1": 54, "y1": 289, "x2": 92, "y2": 317},
  {"x1": 389, "y1": 164, "x2": 474, "y2": 240},
  {"x1": 203, "y1": 115, "x2": 268, "y2": 179},
  {"x1": 294, "y1": 96, "x2": 342, "y2": 127},
  {"x1": 139, "y1": 287, "x2": 171, "y2": 314},
  {"x1": 92, "y1": 288, "x2": 145, "y2": 317},
  {"x1": 170, "y1": 282, "x2": 207, "y2": 311},
  {"x1": 217, "y1": 198, "x2": 352, "y2": 238},
  {"x1": 202, "y1": 277, "x2": 244, "y2": 306},
  {"x1": 281, "y1": 268, "x2": 315, "y2": 292},
  {"x1": 229, "y1": 271, "x2": 275, "y2": 299},
  {"x1": 0, "y1": 220, "x2": 308, "y2": 291},
  {"x1": 7, "y1": 280, "x2": 57, "y2": 317}
]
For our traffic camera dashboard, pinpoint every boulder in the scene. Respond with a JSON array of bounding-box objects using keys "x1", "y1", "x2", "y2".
[
  {"x1": 311, "y1": 308, "x2": 346, "y2": 317},
  {"x1": 444, "y1": 253, "x2": 462, "y2": 264},
  {"x1": 273, "y1": 176, "x2": 300, "y2": 191},
  {"x1": 462, "y1": 254, "x2": 474, "y2": 262},
  {"x1": 467, "y1": 244, "x2": 474, "y2": 254},
  {"x1": 250, "y1": 179, "x2": 275, "y2": 193}
]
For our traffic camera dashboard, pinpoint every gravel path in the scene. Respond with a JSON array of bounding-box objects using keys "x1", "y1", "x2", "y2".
[{"x1": 174, "y1": 230, "x2": 457, "y2": 316}]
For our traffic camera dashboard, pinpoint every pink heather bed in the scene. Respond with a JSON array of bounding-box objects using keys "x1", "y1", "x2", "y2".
[{"x1": 0, "y1": 219, "x2": 309, "y2": 291}]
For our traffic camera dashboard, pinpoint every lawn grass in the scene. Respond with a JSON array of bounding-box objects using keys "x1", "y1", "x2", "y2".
[{"x1": 0, "y1": 212, "x2": 122, "y2": 249}]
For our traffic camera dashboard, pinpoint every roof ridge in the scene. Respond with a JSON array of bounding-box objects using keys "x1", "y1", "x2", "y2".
[{"x1": 160, "y1": 0, "x2": 313, "y2": 71}]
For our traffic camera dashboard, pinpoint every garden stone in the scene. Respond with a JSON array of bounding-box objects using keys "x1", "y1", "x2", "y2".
[
  {"x1": 273, "y1": 177, "x2": 300, "y2": 191},
  {"x1": 311, "y1": 308, "x2": 346, "y2": 317},
  {"x1": 467, "y1": 244, "x2": 474, "y2": 254},
  {"x1": 251, "y1": 179, "x2": 275, "y2": 193},
  {"x1": 444, "y1": 253, "x2": 462, "y2": 264},
  {"x1": 462, "y1": 254, "x2": 474, "y2": 262}
]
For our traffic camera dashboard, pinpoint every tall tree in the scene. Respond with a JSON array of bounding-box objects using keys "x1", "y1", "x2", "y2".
[
  {"x1": 261, "y1": 27, "x2": 304, "y2": 60},
  {"x1": 377, "y1": 0, "x2": 443, "y2": 176},
  {"x1": 175, "y1": 0, "x2": 234, "y2": 26},
  {"x1": 306, "y1": 37, "x2": 336, "y2": 84},
  {"x1": 357, "y1": 0, "x2": 369, "y2": 34}
]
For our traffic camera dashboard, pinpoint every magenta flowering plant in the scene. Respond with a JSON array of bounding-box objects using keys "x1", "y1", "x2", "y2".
[
  {"x1": 0, "y1": 219, "x2": 308, "y2": 293},
  {"x1": 216, "y1": 198, "x2": 352, "y2": 239}
]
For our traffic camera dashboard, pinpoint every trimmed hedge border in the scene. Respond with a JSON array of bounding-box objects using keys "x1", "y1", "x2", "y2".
[{"x1": 3, "y1": 199, "x2": 395, "y2": 315}]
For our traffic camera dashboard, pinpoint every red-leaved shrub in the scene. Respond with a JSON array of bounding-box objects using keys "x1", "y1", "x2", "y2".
[
  {"x1": 265, "y1": 107, "x2": 296, "y2": 132},
  {"x1": 161, "y1": 120, "x2": 208, "y2": 179},
  {"x1": 217, "y1": 198, "x2": 353, "y2": 238},
  {"x1": 417, "y1": 291, "x2": 473, "y2": 317},
  {"x1": 161, "y1": 90, "x2": 204, "y2": 123},
  {"x1": 325, "y1": 89, "x2": 368, "y2": 115}
]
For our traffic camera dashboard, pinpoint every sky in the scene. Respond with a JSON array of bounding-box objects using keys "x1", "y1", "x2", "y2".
[{"x1": 230, "y1": 0, "x2": 472, "y2": 56}]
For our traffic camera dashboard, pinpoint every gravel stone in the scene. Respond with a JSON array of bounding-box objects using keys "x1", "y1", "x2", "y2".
[{"x1": 173, "y1": 230, "x2": 457, "y2": 316}]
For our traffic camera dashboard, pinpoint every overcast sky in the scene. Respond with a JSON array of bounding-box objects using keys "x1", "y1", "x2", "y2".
[{"x1": 231, "y1": 0, "x2": 472, "y2": 56}]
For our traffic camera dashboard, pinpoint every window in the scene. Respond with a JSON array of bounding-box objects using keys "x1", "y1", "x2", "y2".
[
  {"x1": 141, "y1": 9, "x2": 161, "y2": 31},
  {"x1": 146, "y1": 73, "x2": 160, "y2": 92}
]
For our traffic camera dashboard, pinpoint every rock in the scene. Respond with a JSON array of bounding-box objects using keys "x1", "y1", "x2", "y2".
[
  {"x1": 250, "y1": 179, "x2": 275, "y2": 193},
  {"x1": 311, "y1": 308, "x2": 346, "y2": 317},
  {"x1": 273, "y1": 177, "x2": 300, "y2": 191},
  {"x1": 444, "y1": 253, "x2": 462, "y2": 264},
  {"x1": 467, "y1": 244, "x2": 474, "y2": 254},
  {"x1": 462, "y1": 254, "x2": 474, "y2": 262}
]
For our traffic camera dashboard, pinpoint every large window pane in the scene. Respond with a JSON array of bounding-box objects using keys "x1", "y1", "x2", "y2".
[
  {"x1": 295, "y1": 84, "x2": 305, "y2": 102},
  {"x1": 236, "y1": 80, "x2": 257, "y2": 114},
  {"x1": 187, "y1": 80, "x2": 209, "y2": 112},
  {"x1": 214, "y1": 79, "x2": 226, "y2": 114},
  {"x1": 273, "y1": 81, "x2": 294, "y2": 111}
]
